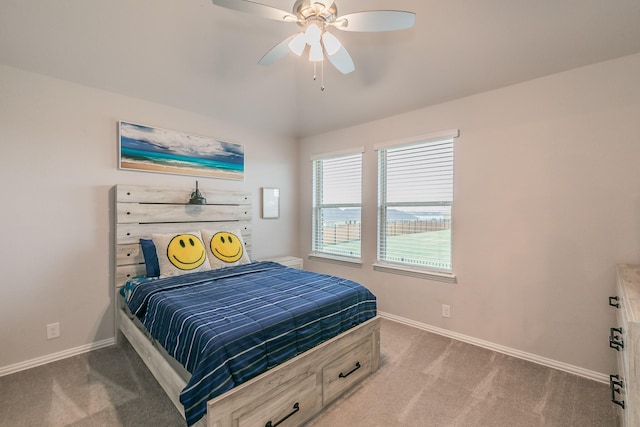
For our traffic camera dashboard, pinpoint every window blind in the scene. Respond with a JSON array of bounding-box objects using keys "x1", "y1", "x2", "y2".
[
  {"x1": 378, "y1": 137, "x2": 454, "y2": 271},
  {"x1": 312, "y1": 153, "x2": 362, "y2": 258}
]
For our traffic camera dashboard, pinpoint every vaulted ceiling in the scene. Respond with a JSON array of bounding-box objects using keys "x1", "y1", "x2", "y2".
[{"x1": 2, "y1": 0, "x2": 640, "y2": 138}]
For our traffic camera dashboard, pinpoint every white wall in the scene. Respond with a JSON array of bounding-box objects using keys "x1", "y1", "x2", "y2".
[
  {"x1": 0, "y1": 65, "x2": 298, "y2": 370},
  {"x1": 298, "y1": 53, "x2": 640, "y2": 375}
]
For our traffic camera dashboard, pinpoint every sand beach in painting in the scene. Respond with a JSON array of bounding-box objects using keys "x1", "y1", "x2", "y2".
[{"x1": 119, "y1": 160, "x2": 243, "y2": 180}]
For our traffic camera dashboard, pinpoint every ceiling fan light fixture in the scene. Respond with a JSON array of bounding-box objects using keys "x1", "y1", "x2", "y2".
[
  {"x1": 322, "y1": 31, "x2": 341, "y2": 55},
  {"x1": 288, "y1": 32, "x2": 307, "y2": 56},
  {"x1": 309, "y1": 41, "x2": 323, "y2": 61},
  {"x1": 304, "y1": 22, "x2": 322, "y2": 44}
]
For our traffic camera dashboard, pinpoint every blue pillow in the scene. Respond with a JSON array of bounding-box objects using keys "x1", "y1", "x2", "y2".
[{"x1": 140, "y1": 238, "x2": 160, "y2": 277}]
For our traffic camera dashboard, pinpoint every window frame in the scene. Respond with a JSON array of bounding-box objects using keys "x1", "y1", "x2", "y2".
[
  {"x1": 310, "y1": 148, "x2": 364, "y2": 263},
  {"x1": 374, "y1": 130, "x2": 459, "y2": 282}
]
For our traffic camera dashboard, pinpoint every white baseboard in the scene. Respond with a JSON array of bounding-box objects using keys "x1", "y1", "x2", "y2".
[
  {"x1": 0, "y1": 338, "x2": 115, "y2": 377},
  {"x1": 378, "y1": 311, "x2": 608, "y2": 384},
  {"x1": 1, "y1": 317, "x2": 608, "y2": 384}
]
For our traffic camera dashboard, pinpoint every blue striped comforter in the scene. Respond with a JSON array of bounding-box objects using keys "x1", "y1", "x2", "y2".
[{"x1": 126, "y1": 261, "x2": 377, "y2": 426}]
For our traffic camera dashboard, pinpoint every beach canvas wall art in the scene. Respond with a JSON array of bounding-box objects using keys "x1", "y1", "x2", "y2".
[{"x1": 118, "y1": 121, "x2": 244, "y2": 180}]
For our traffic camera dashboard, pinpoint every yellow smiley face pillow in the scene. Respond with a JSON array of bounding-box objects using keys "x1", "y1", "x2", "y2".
[
  {"x1": 201, "y1": 228, "x2": 251, "y2": 270},
  {"x1": 151, "y1": 231, "x2": 211, "y2": 278}
]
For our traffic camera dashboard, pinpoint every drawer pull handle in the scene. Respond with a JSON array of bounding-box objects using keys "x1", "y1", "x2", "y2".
[
  {"x1": 339, "y1": 361, "x2": 361, "y2": 379},
  {"x1": 609, "y1": 327, "x2": 624, "y2": 351},
  {"x1": 609, "y1": 296, "x2": 621, "y2": 308},
  {"x1": 610, "y1": 374, "x2": 625, "y2": 409},
  {"x1": 265, "y1": 402, "x2": 299, "y2": 427}
]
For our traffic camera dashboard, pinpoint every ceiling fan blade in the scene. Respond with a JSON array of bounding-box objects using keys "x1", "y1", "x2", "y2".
[
  {"x1": 326, "y1": 45, "x2": 354, "y2": 74},
  {"x1": 212, "y1": 0, "x2": 298, "y2": 22},
  {"x1": 258, "y1": 35, "x2": 295, "y2": 66},
  {"x1": 333, "y1": 10, "x2": 415, "y2": 32}
]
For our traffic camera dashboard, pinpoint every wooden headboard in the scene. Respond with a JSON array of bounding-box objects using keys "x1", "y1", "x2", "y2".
[{"x1": 114, "y1": 184, "x2": 252, "y2": 288}]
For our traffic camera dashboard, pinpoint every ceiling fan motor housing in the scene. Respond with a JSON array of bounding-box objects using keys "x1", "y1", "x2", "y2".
[{"x1": 293, "y1": 0, "x2": 337, "y2": 26}]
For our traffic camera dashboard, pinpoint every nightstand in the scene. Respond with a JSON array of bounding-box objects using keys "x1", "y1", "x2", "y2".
[{"x1": 259, "y1": 256, "x2": 303, "y2": 269}]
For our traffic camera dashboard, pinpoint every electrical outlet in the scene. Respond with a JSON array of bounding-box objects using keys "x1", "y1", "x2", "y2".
[
  {"x1": 442, "y1": 304, "x2": 451, "y2": 318},
  {"x1": 47, "y1": 322, "x2": 60, "y2": 340}
]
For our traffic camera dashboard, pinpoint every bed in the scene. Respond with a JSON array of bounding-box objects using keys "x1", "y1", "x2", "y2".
[{"x1": 114, "y1": 184, "x2": 381, "y2": 427}]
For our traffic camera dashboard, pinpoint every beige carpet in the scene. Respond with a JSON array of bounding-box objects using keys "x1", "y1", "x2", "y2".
[
  {"x1": 306, "y1": 320, "x2": 619, "y2": 426},
  {"x1": 0, "y1": 319, "x2": 620, "y2": 426}
]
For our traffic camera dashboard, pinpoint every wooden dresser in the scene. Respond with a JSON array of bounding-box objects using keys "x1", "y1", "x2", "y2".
[{"x1": 610, "y1": 264, "x2": 640, "y2": 426}]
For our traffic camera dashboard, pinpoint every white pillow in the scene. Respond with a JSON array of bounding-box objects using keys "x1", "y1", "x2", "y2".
[
  {"x1": 201, "y1": 228, "x2": 251, "y2": 269},
  {"x1": 151, "y1": 231, "x2": 211, "y2": 278}
]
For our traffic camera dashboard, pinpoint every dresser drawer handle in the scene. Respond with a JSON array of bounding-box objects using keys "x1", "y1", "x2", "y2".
[
  {"x1": 339, "y1": 361, "x2": 361, "y2": 379},
  {"x1": 610, "y1": 374, "x2": 625, "y2": 409},
  {"x1": 265, "y1": 402, "x2": 299, "y2": 427},
  {"x1": 609, "y1": 327, "x2": 624, "y2": 351},
  {"x1": 609, "y1": 296, "x2": 621, "y2": 308}
]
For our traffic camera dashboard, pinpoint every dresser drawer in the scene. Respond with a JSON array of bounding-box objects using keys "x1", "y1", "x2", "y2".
[
  {"x1": 618, "y1": 304, "x2": 629, "y2": 385},
  {"x1": 236, "y1": 374, "x2": 319, "y2": 427},
  {"x1": 322, "y1": 339, "x2": 372, "y2": 405},
  {"x1": 613, "y1": 264, "x2": 640, "y2": 427}
]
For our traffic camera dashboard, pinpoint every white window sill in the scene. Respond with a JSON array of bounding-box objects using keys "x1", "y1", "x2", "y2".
[
  {"x1": 373, "y1": 263, "x2": 457, "y2": 283},
  {"x1": 307, "y1": 253, "x2": 363, "y2": 267}
]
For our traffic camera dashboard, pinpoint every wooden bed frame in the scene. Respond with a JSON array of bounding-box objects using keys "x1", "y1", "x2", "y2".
[{"x1": 114, "y1": 184, "x2": 380, "y2": 427}]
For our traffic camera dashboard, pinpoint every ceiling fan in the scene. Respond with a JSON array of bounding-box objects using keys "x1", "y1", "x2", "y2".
[{"x1": 211, "y1": 0, "x2": 415, "y2": 88}]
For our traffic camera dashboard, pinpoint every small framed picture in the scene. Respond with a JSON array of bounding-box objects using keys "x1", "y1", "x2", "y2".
[{"x1": 262, "y1": 188, "x2": 280, "y2": 219}]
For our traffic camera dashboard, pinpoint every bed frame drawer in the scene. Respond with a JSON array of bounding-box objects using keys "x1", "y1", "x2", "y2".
[
  {"x1": 236, "y1": 374, "x2": 319, "y2": 427},
  {"x1": 205, "y1": 317, "x2": 380, "y2": 427},
  {"x1": 322, "y1": 338, "x2": 373, "y2": 405}
]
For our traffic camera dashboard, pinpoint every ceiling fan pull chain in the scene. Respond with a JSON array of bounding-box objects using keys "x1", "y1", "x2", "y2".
[{"x1": 321, "y1": 59, "x2": 325, "y2": 91}]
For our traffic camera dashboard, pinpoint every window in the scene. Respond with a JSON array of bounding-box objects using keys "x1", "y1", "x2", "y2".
[
  {"x1": 312, "y1": 149, "x2": 363, "y2": 259},
  {"x1": 377, "y1": 131, "x2": 458, "y2": 273}
]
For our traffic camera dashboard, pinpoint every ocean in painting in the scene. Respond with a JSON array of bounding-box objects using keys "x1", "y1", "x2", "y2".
[
  {"x1": 119, "y1": 121, "x2": 244, "y2": 180},
  {"x1": 120, "y1": 146, "x2": 244, "y2": 173}
]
